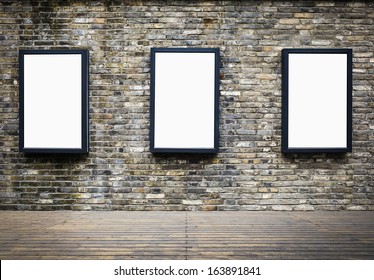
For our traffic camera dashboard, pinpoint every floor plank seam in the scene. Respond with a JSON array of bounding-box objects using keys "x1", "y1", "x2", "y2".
[{"x1": 185, "y1": 212, "x2": 188, "y2": 260}]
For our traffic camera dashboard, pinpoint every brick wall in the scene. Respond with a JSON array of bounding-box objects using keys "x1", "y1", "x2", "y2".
[{"x1": 0, "y1": 0, "x2": 373, "y2": 210}]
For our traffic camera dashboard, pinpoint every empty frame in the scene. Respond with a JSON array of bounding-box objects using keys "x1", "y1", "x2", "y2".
[
  {"x1": 19, "y1": 50, "x2": 89, "y2": 153},
  {"x1": 282, "y1": 49, "x2": 352, "y2": 153},
  {"x1": 150, "y1": 48, "x2": 220, "y2": 153}
]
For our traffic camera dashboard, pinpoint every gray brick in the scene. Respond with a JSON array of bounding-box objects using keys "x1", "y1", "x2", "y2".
[{"x1": 0, "y1": 0, "x2": 373, "y2": 211}]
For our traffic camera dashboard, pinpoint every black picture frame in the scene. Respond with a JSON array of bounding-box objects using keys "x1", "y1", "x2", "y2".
[
  {"x1": 150, "y1": 48, "x2": 220, "y2": 153},
  {"x1": 19, "y1": 49, "x2": 89, "y2": 153},
  {"x1": 281, "y1": 49, "x2": 352, "y2": 153}
]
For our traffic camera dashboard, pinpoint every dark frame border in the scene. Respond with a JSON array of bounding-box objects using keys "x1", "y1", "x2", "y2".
[
  {"x1": 281, "y1": 48, "x2": 352, "y2": 153},
  {"x1": 19, "y1": 49, "x2": 89, "y2": 154},
  {"x1": 150, "y1": 48, "x2": 220, "y2": 153}
]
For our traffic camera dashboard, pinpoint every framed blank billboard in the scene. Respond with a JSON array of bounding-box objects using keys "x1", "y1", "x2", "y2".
[
  {"x1": 282, "y1": 49, "x2": 352, "y2": 153},
  {"x1": 150, "y1": 48, "x2": 220, "y2": 153},
  {"x1": 19, "y1": 50, "x2": 89, "y2": 153}
]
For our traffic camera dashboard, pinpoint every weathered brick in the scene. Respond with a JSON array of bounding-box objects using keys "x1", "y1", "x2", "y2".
[{"x1": 0, "y1": 0, "x2": 373, "y2": 211}]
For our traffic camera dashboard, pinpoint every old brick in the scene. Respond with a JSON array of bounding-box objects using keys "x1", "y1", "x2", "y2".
[
  {"x1": 202, "y1": 205, "x2": 217, "y2": 211},
  {"x1": 145, "y1": 194, "x2": 165, "y2": 199},
  {"x1": 279, "y1": 18, "x2": 300, "y2": 24},
  {"x1": 294, "y1": 13, "x2": 314, "y2": 19},
  {"x1": 0, "y1": 0, "x2": 372, "y2": 211}
]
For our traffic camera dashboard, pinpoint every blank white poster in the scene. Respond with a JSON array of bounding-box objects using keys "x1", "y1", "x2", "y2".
[
  {"x1": 23, "y1": 54, "x2": 82, "y2": 149},
  {"x1": 154, "y1": 52, "x2": 216, "y2": 149},
  {"x1": 288, "y1": 53, "x2": 347, "y2": 148}
]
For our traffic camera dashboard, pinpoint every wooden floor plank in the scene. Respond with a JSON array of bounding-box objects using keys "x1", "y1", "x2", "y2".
[{"x1": 0, "y1": 211, "x2": 373, "y2": 260}]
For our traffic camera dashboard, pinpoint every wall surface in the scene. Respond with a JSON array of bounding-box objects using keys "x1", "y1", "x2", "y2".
[{"x1": 0, "y1": 0, "x2": 373, "y2": 210}]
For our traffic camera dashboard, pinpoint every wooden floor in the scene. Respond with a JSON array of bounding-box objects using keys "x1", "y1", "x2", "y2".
[{"x1": 0, "y1": 211, "x2": 373, "y2": 260}]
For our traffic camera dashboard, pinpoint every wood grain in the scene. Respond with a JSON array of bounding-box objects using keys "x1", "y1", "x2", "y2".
[{"x1": 0, "y1": 211, "x2": 373, "y2": 259}]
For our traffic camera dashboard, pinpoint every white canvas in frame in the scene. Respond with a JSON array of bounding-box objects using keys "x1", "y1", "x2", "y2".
[
  {"x1": 151, "y1": 48, "x2": 219, "y2": 153},
  {"x1": 20, "y1": 50, "x2": 89, "y2": 153},
  {"x1": 282, "y1": 49, "x2": 352, "y2": 153}
]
